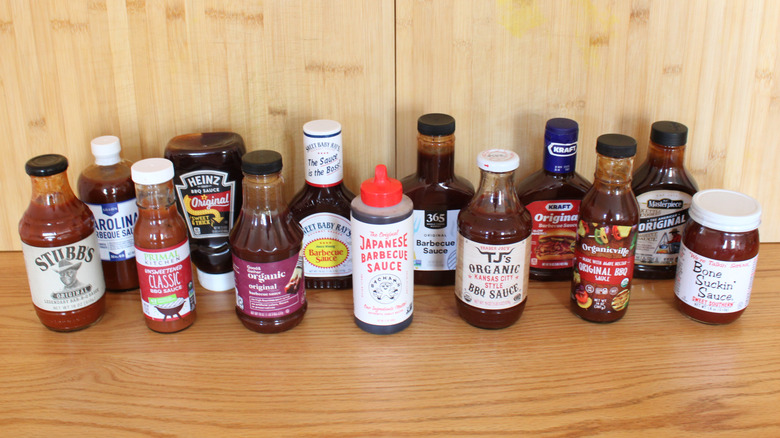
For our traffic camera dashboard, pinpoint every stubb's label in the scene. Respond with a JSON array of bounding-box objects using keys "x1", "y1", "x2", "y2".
[
  {"x1": 455, "y1": 236, "x2": 531, "y2": 310},
  {"x1": 234, "y1": 252, "x2": 305, "y2": 319},
  {"x1": 635, "y1": 190, "x2": 692, "y2": 266},
  {"x1": 674, "y1": 243, "x2": 757, "y2": 314},
  {"x1": 351, "y1": 215, "x2": 414, "y2": 327},
  {"x1": 572, "y1": 221, "x2": 637, "y2": 314},
  {"x1": 22, "y1": 233, "x2": 106, "y2": 312},
  {"x1": 526, "y1": 200, "x2": 580, "y2": 270},
  {"x1": 304, "y1": 129, "x2": 342, "y2": 187},
  {"x1": 412, "y1": 209, "x2": 459, "y2": 271},
  {"x1": 86, "y1": 198, "x2": 138, "y2": 262},
  {"x1": 300, "y1": 212, "x2": 352, "y2": 277},
  {"x1": 175, "y1": 170, "x2": 236, "y2": 239},
  {"x1": 135, "y1": 240, "x2": 196, "y2": 322}
]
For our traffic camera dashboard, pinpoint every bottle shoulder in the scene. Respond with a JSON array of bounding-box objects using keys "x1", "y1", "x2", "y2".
[
  {"x1": 516, "y1": 170, "x2": 590, "y2": 203},
  {"x1": 230, "y1": 211, "x2": 302, "y2": 261},
  {"x1": 290, "y1": 183, "x2": 355, "y2": 219},
  {"x1": 402, "y1": 175, "x2": 475, "y2": 208},
  {"x1": 20, "y1": 196, "x2": 95, "y2": 247},
  {"x1": 580, "y1": 185, "x2": 640, "y2": 224},
  {"x1": 78, "y1": 162, "x2": 135, "y2": 203},
  {"x1": 631, "y1": 162, "x2": 699, "y2": 195}
]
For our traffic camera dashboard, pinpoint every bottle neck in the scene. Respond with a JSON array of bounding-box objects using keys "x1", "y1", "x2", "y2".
[
  {"x1": 136, "y1": 180, "x2": 176, "y2": 211},
  {"x1": 593, "y1": 154, "x2": 634, "y2": 187},
  {"x1": 416, "y1": 133, "x2": 455, "y2": 182},
  {"x1": 94, "y1": 153, "x2": 121, "y2": 166},
  {"x1": 243, "y1": 172, "x2": 287, "y2": 213},
  {"x1": 472, "y1": 169, "x2": 520, "y2": 214},
  {"x1": 30, "y1": 171, "x2": 77, "y2": 206},
  {"x1": 645, "y1": 142, "x2": 686, "y2": 168}
]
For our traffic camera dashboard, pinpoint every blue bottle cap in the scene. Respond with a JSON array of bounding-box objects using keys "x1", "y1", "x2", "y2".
[{"x1": 543, "y1": 118, "x2": 579, "y2": 174}]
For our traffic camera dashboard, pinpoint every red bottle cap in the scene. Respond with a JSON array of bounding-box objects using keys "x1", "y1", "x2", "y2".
[{"x1": 360, "y1": 164, "x2": 402, "y2": 207}]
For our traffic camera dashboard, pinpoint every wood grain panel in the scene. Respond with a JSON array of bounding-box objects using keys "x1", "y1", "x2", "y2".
[
  {"x1": 0, "y1": 0, "x2": 394, "y2": 250},
  {"x1": 396, "y1": 0, "x2": 780, "y2": 241}
]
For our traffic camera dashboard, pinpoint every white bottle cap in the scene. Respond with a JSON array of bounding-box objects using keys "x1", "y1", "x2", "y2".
[
  {"x1": 303, "y1": 119, "x2": 341, "y2": 137},
  {"x1": 689, "y1": 189, "x2": 762, "y2": 233},
  {"x1": 131, "y1": 158, "x2": 175, "y2": 185},
  {"x1": 91, "y1": 135, "x2": 122, "y2": 166},
  {"x1": 477, "y1": 149, "x2": 520, "y2": 172},
  {"x1": 197, "y1": 269, "x2": 235, "y2": 291}
]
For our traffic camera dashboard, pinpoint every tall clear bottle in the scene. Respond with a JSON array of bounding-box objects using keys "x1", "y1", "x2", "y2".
[
  {"x1": 230, "y1": 151, "x2": 306, "y2": 333},
  {"x1": 401, "y1": 114, "x2": 474, "y2": 286},
  {"x1": 290, "y1": 120, "x2": 355, "y2": 289},
  {"x1": 571, "y1": 135, "x2": 639, "y2": 323}
]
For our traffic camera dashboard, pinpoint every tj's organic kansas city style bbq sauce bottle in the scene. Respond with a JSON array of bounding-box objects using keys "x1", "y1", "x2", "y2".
[
  {"x1": 571, "y1": 135, "x2": 639, "y2": 323},
  {"x1": 290, "y1": 120, "x2": 355, "y2": 289},
  {"x1": 132, "y1": 159, "x2": 196, "y2": 333},
  {"x1": 20, "y1": 155, "x2": 106, "y2": 331},
  {"x1": 401, "y1": 114, "x2": 474, "y2": 286},
  {"x1": 165, "y1": 133, "x2": 245, "y2": 291},
  {"x1": 632, "y1": 121, "x2": 698, "y2": 279},
  {"x1": 516, "y1": 118, "x2": 590, "y2": 281},
  {"x1": 455, "y1": 150, "x2": 532, "y2": 329},
  {"x1": 78, "y1": 136, "x2": 139, "y2": 291},
  {"x1": 230, "y1": 151, "x2": 306, "y2": 334}
]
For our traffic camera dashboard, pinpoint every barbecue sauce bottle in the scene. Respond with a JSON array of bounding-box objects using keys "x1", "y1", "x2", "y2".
[
  {"x1": 20, "y1": 154, "x2": 106, "y2": 331},
  {"x1": 632, "y1": 121, "x2": 698, "y2": 279},
  {"x1": 132, "y1": 158, "x2": 196, "y2": 333},
  {"x1": 230, "y1": 151, "x2": 306, "y2": 333},
  {"x1": 401, "y1": 114, "x2": 474, "y2": 286},
  {"x1": 571, "y1": 135, "x2": 639, "y2": 323},
  {"x1": 290, "y1": 120, "x2": 355, "y2": 289},
  {"x1": 516, "y1": 118, "x2": 590, "y2": 281},
  {"x1": 455, "y1": 150, "x2": 532, "y2": 329},
  {"x1": 78, "y1": 136, "x2": 139, "y2": 291}
]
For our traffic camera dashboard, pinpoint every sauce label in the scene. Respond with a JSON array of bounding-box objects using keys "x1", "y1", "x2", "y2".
[
  {"x1": 455, "y1": 236, "x2": 530, "y2": 310},
  {"x1": 526, "y1": 200, "x2": 580, "y2": 270},
  {"x1": 136, "y1": 241, "x2": 196, "y2": 322},
  {"x1": 86, "y1": 199, "x2": 138, "y2": 262},
  {"x1": 674, "y1": 243, "x2": 757, "y2": 314},
  {"x1": 304, "y1": 129, "x2": 342, "y2": 187},
  {"x1": 233, "y1": 252, "x2": 305, "y2": 319},
  {"x1": 300, "y1": 212, "x2": 352, "y2": 277},
  {"x1": 174, "y1": 170, "x2": 236, "y2": 239},
  {"x1": 412, "y1": 209, "x2": 459, "y2": 271},
  {"x1": 21, "y1": 233, "x2": 106, "y2": 312},
  {"x1": 635, "y1": 191, "x2": 692, "y2": 266},
  {"x1": 572, "y1": 222, "x2": 637, "y2": 314},
  {"x1": 351, "y1": 215, "x2": 414, "y2": 326}
]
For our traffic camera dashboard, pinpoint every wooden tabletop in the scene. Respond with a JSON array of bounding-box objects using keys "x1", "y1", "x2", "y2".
[{"x1": 1, "y1": 245, "x2": 779, "y2": 437}]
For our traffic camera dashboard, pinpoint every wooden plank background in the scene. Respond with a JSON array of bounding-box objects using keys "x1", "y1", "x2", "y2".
[{"x1": 1, "y1": 0, "x2": 778, "y2": 251}]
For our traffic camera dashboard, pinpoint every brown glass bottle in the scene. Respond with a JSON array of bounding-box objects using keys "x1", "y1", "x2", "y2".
[
  {"x1": 230, "y1": 151, "x2": 307, "y2": 333},
  {"x1": 516, "y1": 118, "x2": 590, "y2": 281},
  {"x1": 571, "y1": 135, "x2": 639, "y2": 323},
  {"x1": 290, "y1": 120, "x2": 355, "y2": 289},
  {"x1": 455, "y1": 150, "x2": 532, "y2": 329},
  {"x1": 78, "y1": 136, "x2": 139, "y2": 291},
  {"x1": 632, "y1": 121, "x2": 698, "y2": 279},
  {"x1": 20, "y1": 154, "x2": 106, "y2": 331},
  {"x1": 401, "y1": 114, "x2": 474, "y2": 286}
]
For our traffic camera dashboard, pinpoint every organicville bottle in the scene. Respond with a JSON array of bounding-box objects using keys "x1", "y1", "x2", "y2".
[
  {"x1": 164, "y1": 133, "x2": 245, "y2": 291},
  {"x1": 351, "y1": 165, "x2": 414, "y2": 334},
  {"x1": 516, "y1": 118, "x2": 590, "y2": 281},
  {"x1": 20, "y1": 154, "x2": 106, "y2": 331},
  {"x1": 632, "y1": 121, "x2": 698, "y2": 279},
  {"x1": 455, "y1": 150, "x2": 532, "y2": 329},
  {"x1": 290, "y1": 120, "x2": 355, "y2": 289},
  {"x1": 401, "y1": 113, "x2": 474, "y2": 286},
  {"x1": 571, "y1": 134, "x2": 639, "y2": 323},
  {"x1": 132, "y1": 158, "x2": 196, "y2": 333},
  {"x1": 230, "y1": 151, "x2": 306, "y2": 334},
  {"x1": 78, "y1": 136, "x2": 139, "y2": 291}
]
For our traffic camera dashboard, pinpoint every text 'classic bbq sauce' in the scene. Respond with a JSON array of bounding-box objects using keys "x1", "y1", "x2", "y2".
[
  {"x1": 516, "y1": 118, "x2": 590, "y2": 281},
  {"x1": 632, "y1": 121, "x2": 698, "y2": 279},
  {"x1": 20, "y1": 155, "x2": 106, "y2": 331},
  {"x1": 571, "y1": 135, "x2": 639, "y2": 323},
  {"x1": 455, "y1": 150, "x2": 532, "y2": 329},
  {"x1": 78, "y1": 136, "x2": 139, "y2": 291},
  {"x1": 674, "y1": 190, "x2": 761, "y2": 324},
  {"x1": 165, "y1": 133, "x2": 245, "y2": 291},
  {"x1": 230, "y1": 151, "x2": 306, "y2": 334},
  {"x1": 290, "y1": 120, "x2": 355, "y2": 289},
  {"x1": 401, "y1": 114, "x2": 474, "y2": 286}
]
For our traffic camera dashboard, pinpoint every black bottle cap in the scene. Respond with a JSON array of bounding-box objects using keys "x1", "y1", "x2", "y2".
[
  {"x1": 25, "y1": 154, "x2": 69, "y2": 176},
  {"x1": 417, "y1": 113, "x2": 456, "y2": 136},
  {"x1": 596, "y1": 134, "x2": 637, "y2": 158},
  {"x1": 650, "y1": 121, "x2": 688, "y2": 147},
  {"x1": 242, "y1": 150, "x2": 283, "y2": 175}
]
